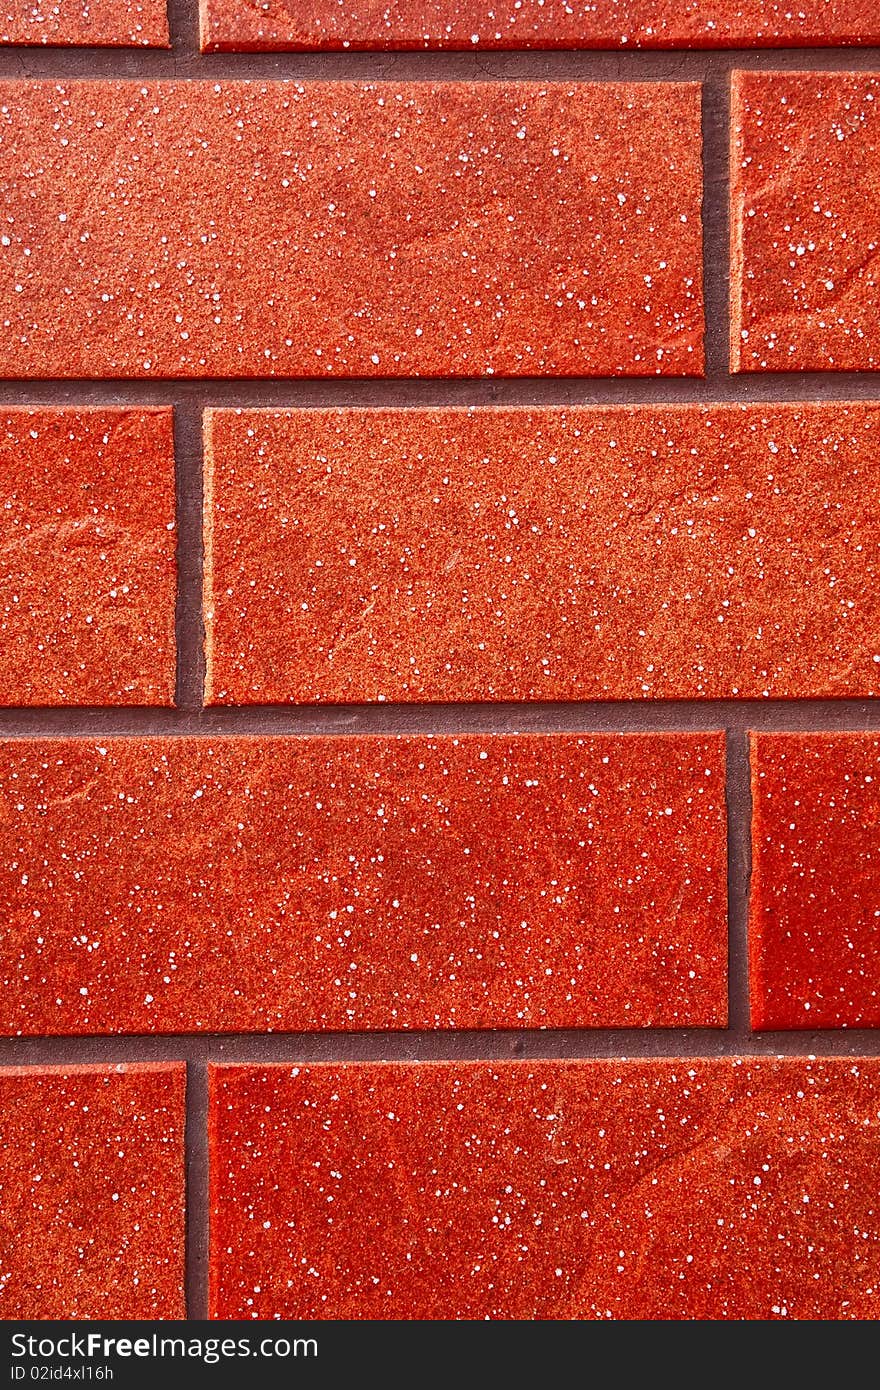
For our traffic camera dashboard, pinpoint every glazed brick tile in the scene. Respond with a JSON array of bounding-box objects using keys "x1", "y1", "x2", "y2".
[
  {"x1": 0, "y1": 81, "x2": 704, "y2": 380},
  {"x1": 0, "y1": 409, "x2": 176, "y2": 707},
  {"x1": 0, "y1": 1064, "x2": 185, "y2": 1320},
  {"x1": 200, "y1": 0, "x2": 880, "y2": 51},
  {"x1": 0, "y1": 733, "x2": 726, "y2": 1035},
  {"x1": 204, "y1": 403, "x2": 880, "y2": 704},
  {"x1": 750, "y1": 733, "x2": 880, "y2": 1029},
  {"x1": 732, "y1": 71, "x2": 880, "y2": 372},
  {"x1": 208, "y1": 1058, "x2": 880, "y2": 1320},
  {"x1": 1, "y1": 1, "x2": 168, "y2": 45}
]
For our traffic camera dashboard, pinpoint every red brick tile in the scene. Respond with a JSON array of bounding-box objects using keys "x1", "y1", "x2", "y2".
[
  {"x1": 0, "y1": 81, "x2": 703, "y2": 380},
  {"x1": 0, "y1": 1063, "x2": 185, "y2": 1319},
  {"x1": 750, "y1": 733, "x2": 880, "y2": 1029},
  {"x1": 201, "y1": 0, "x2": 880, "y2": 51},
  {"x1": 0, "y1": 409, "x2": 176, "y2": 707},
  {"x1": 208, "y1": 1057, "x2": 880, "y2": 1320},
  {"x1": 205, "y1": 403, "x2": 880, "y2": 703},
  {"x1": 0, "y1": 733, "x2": 726, "y2": 1034},
  {"x1": 731, "y1": 71, "x2": 880, "y2": 372},
  {"x1": 1, "y1": 1, "x2": 168, "y2": 45}
]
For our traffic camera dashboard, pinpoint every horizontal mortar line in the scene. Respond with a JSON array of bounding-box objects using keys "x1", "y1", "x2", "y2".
[
  {"x1": 4, "y1": 47, "x2": 880, "y2": 80},
  {"x1": 2, "y1": 700, "x2": 880, "y2": 737},
  {"x1": 2, "y1": 1030, "x2": 880, "y2": 1064},
  {"x1": 7, "y1": 376, "x2": 880, "y2": 407}
]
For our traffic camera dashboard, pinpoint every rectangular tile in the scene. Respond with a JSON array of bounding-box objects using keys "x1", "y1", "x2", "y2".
[
  {"x1": 0, "y1": 733, "x2": 726, "y2": 1034},
  {"x1": 204, "y1": 403, "x2": 880, "y2": 703},
  {"x1": 1, "y1": 1, "x2": 168, "y2": 45},
  {"x1": 0, "y1": 81, "x2": 704, "y2": 379},
  {"x1": 731, "y1": 70, "x2": 880, "y2": 372},
  {"x1": 750, "y1": 733, "x2": 880, "y2": 1029},
  {"x1": 209, "y1": 1058, "x2": 880, "y2": 1319},
  {"x1": 201, "y1": 0, "x2": 880, "y2": 51},
  {"x1": 0, "y1": 409, "x2": 176, "y2": 706},
  {"x1": 0, "y1": 1064, "x2": 185, "y2": 1319}
]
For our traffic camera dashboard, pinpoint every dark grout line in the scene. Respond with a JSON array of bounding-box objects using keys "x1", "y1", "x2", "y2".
[
  {"x1": 3, "y1": 45, "x2": 880, "y2": 80},
  {"x1": 7, "y1": 376, "x2": 880, "y2": 406},
  {"x1": 0, "y1": 698, "x2": 879, "y2": 738},
  {"x1": 701, "y1": 71, "x2": 731, "y2": 383},
  {"x1": 165, "y1": 375, "x2": 212, "y2": 1332},
  {"x1": 725, "y1": 730, "x2": 753, "y2": 1040},
  {"x1": 173, "y1": 402, "x2": 207, "y2": 712},
  {"x1": 184, "y1": 1058, "x2": 210, "y2": 1322},
  {"x1": 167, "y1": 0, "x2": 200, "y2": 57},
  {"x1": 1, "y1": 1028, "x2": 879, "y2": 1064}
]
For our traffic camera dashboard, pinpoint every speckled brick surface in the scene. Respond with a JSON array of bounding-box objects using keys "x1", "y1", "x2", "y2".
[
  {"x1": 0, "y1": 1064, "x2": 185, "y2": 1319},
  {"x1": 209, "y1": 1058, "x2": 880, "y2": 1320},
  {"x1": 200, "y1": 0, "x2": 880, "y2": 51},
  {"x1": 204, "y1": 402, "x2": 880, "y2": 703},
  {"x1": 0, "y1": 409, "x2": 176, "y2": 706},
  {"x1": 3, "y1": 0, "x2": 880, "y2": 1330},
  {"x1": 750, "y1": 734, "x2": 880, "y2": 1029},
  {"x1": 1, "y1": 1, "x2": 168, "y2": 45},
  {"x1": 732, "y1": 71, "x2": 880, "y2": 372},
  {"x1": 0, "y1": 80, "x2": 703, "y2": 380},
  {"x1": 0, "y1": 733, "x2": 726, "y2": 1034}
]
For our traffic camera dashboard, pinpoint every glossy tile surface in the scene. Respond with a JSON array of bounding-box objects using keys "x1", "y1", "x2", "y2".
[
  {"x1": 751, "y1": 733, "x2": 880, "y2": 1029},
  {"x1": 205, "y1": 403, "x2": 880, "y2": 703},
  {"x1": 0, "y1": 81, "x2": 703, "y2": 379},
  {"x1": 1, "y1": 0, "x2": 168, "y2": 45},
  {"x1": 0, "y1": 733, "x2": 726, "y2": 1034},
  {"x1": 0, "y1": 1064, "x2": 185, "y2": 1319},
  {"x1": 732, "y1": 71, "x2": 880, "y2": 372},
  {"x1": 201, "y1": 0, "x2": 880, "y2": 50},
  {"x1": 0, "y1": 409, "x2": 176, "y2": 706},
  {"x1": 210, "y1": 1058, "x2": 880, "y2": 1320}
]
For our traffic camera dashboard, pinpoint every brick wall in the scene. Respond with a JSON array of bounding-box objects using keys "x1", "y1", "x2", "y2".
[{"x1": 2, "y1": 0, "x2": 880, "y2": 1322}]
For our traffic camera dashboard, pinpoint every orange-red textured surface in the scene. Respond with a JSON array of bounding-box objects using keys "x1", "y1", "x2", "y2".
[
  {"x1": 200, "y1": 0, "x2": 880, "y2": 50},
  {"x1": 0, "y1": 409, "x2": 176, "y2": 707},
  {"x1": 0, "y1": 733, "x2": 727, "y2": 1035},
  {"x1": 731, "y1": 71, "x2": 880, "y2": 372},
  {"x1": 1, "y1": 1, "x2": 168, "y2": 45},
  {"x1": 750, "y1": 734, "x2": 880, "y2": 1029},
  {"x1": 0, "y1": 1064, "x2": 185, "y2": 1320},
  {"x1": 205, "y1": 403, "x2": 880, "y2": 703},
  {"x1": 0, "y1": 81, "x2": 704, "y2": 380},
  {"x1": 208, "y1": 1058, "x2": 880, "y2": 1320}
]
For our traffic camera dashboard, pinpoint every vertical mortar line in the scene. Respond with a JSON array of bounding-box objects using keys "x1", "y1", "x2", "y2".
[
  {"x1": 166, "y1": 0, "x2": 203, "y2": 59},
  {"x1": 725, "y1": 726, "x2": 753, "y2": 1043},
  {"x1": 700, "y1": 63, "x2": 732, "y2": 384},
  {"x1": 173, "y1": 400, "x2": 207, "y2": 713},
  {"x1": 185, "y1": 1053, "x2": 211, "y2": 1321}
]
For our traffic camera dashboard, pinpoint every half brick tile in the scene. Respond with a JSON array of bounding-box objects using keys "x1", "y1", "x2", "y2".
[
  {"x1": 209, "y1": 1058, "x2": 880, "y2": 1319},
  {"x1": 0, "y1": 733, "x2": 726, "y2": 1034},
  {"x1": 0, "y1": 81, "x2": 703, "y2": 378},
  {"x1": 732, "y1": 70, "x2": 880, "y2": 371},
  {"x1": 204, "y1": 403, "x2": 880, "y2": 703},
  {"x1": 750, "y1": 732, "x2": 880, "y2": 1029},
  {"x1": 0, "y1": 409, "x2": 176, "y2": 706},
  {"x1": 0, "y1": 1064, "x2": 185, "y2": 1319}
]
